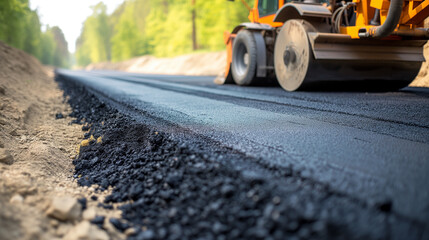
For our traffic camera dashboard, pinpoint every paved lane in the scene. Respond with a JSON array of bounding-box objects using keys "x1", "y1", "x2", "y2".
[{"x1": 57, "y1": 69, "x2": 429, "y2": 224}]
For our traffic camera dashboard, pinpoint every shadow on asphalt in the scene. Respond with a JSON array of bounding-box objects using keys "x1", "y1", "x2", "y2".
[{"x1": 224, "y1": 79, "x2": 429, "y2": 94}]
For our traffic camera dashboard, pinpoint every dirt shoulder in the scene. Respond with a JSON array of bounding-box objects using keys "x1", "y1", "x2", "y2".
[{"x1": 0, "y1": 41, "x2": 124, "y2": 239}]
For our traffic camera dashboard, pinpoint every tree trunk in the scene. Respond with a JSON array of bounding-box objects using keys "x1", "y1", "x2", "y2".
[
  {"x1": 162, "y1": 0, "x2": 168, "y2": 14},
  {"x1": 191, "y1": 0, "x2": 198, "y2": 50}
]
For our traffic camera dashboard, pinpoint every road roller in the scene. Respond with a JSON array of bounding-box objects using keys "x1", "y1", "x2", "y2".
[{"x1": 219, "y1": 0, "x2": 429, "y2": 91}]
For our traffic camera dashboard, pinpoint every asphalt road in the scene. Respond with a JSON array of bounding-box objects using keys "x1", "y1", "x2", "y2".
[{"x1": 57, "y1": 69, "x2": 429, "y2": 226}]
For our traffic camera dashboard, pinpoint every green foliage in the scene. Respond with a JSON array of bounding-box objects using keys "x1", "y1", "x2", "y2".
[
  {"x1": 145, "y1": 0, "x2": 193, "y2": 57},
  {"x1": 75, "y1": 0, "x2": 252, "y2": 65},
  {"x1": 0, "y1": 0, "x2": 28, "y2": 49},
  {"x1": 40, "y1": 30, "x2": 55, "y2": 65},
  {"x1": 76, "y1": 3, "x2": 111, "y2": 65},
  {"x1": 197, "y1": 0, "x2": 252, "y2": 51},
  {"x1": 23, "y1": 10, "x2": 42, "y2": 59},
  {"x1": 50, "y1": 26, "x2": 70, "y2": 68},
  {"x1": 111, "y1": 0, "x2": 149, "y2": 61},
  {"x1": 0, "y1": 0, "x2": 70, "y2": 67}
]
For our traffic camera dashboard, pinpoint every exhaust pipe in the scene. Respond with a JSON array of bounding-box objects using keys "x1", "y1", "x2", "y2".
[{"x1": 359, "y1": 0, "x2": 404, "y2": 38}]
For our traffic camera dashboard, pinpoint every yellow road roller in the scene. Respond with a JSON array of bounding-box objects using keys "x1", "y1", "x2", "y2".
[{"x1": 219, "y1": 0, "x2": 429, "y2": 91}]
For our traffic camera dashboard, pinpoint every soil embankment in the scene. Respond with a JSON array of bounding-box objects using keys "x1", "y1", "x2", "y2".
[
  {"x1": 0, "y1": 41, "x2": 122, "y2": 239},
  {"x1": 412, "y1": 43, "x2": 429, "y2": 87},
  {"x1": 85, "y1": 51, "x2": 226, "y2": 76}
]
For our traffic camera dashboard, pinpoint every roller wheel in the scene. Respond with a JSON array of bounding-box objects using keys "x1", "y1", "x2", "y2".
[
  {"x1": 274, "y1": 20, "x2": 316, "y2": 91},
  {"x1": 231, "y1": 30, "x2": 258, "y2": 86}
]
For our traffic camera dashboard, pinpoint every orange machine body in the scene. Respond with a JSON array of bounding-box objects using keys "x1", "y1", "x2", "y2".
[
  {"x1": 341, "y1": 0, "x2": 429, "y2": 38},
  {"x1": 249, "y1": 0, "x2": 285, "y2": 27}
]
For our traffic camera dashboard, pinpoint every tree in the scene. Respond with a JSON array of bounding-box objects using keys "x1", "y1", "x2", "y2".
[
  {"x1": 110, "y1": 0, "x2": 150, "y2": 62},
  {"x1": 0, "y1": 0, "x2": 69, "y2": 67},
  {"x1": 51, "y1": 26, "x2": 70, "y2": 68},
  {"x1": 23, "y1": 9, "x2": 42, "y2": 60},
  {"x1": 0, "y1": 0, "x2": 28, "y2": 49},
  {"x1": 75, "y1": 2, "x2": 111, "y2": 65},
  {"x1": 191, "y1": 0, "x2": 197, "y2": 50},
  {"x1": 40, "y1": 29, "x2": 56, "y2": 65},
  {"x1": 75, "y1": 0, "x2": 253, "y2": 64}
]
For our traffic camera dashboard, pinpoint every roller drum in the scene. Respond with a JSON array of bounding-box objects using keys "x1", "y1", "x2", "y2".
[{"x1": 274, "y1": 20, "x2": 424, "y2": 91}]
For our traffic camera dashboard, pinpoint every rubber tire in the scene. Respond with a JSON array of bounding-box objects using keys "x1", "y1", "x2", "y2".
[{"x1": 231, "y1": 30, "x2": 258, "y2": 86}]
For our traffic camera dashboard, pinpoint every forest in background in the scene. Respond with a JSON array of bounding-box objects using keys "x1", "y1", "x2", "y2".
[
  {"x1": 0, "y1": 0, "x2": 70, "y2": 68},
  {"x1": 76, "y1": 0, "x2": 252, "y2": 66}
]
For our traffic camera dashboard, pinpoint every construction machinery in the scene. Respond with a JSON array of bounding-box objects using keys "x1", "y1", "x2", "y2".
[{"x1": 219, "y1": 0, "x2": 429, "y2": 91}]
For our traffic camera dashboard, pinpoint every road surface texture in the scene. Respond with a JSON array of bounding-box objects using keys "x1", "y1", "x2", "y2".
[{"x1": 56, "y1": 69, "x2": 429, "y2": 240}]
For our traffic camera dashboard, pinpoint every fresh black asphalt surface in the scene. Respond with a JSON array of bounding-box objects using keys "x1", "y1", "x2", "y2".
[{"x1": 56, "y1": 69, "x2": 429, "y2": 239}]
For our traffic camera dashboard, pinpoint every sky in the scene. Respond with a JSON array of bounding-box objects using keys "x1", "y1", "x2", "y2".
[{"x1": 30, "y1": 0, "x2": 124, "y2": 53}]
